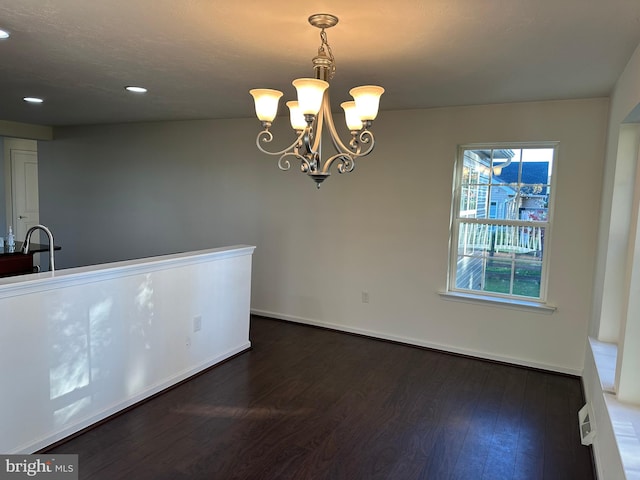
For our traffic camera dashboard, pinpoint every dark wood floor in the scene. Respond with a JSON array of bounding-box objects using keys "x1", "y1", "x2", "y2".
[{"x1": 45, "y1": 316, "x2": 595, "y2": 480}]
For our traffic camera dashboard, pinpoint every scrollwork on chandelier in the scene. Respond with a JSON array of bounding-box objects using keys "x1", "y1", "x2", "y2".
[{"x1": 249, "y1": 13, "x2": 384, "y2": 188}]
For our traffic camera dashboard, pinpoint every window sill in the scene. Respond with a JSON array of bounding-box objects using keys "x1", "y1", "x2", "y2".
[
  {"x1": 590, "y1": 338, "x2": 640, "y2": 479},
  {"x1": 438, "y1": 290, "x2": 556, "y2": 314}
]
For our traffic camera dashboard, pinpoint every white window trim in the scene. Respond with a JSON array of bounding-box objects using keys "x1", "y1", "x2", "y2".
[
  {"x1": 447, "y1": 142, "x2": 559, "y2": 306},
  {"x1": 439, "y1": 290, "x2": 556, "y2": 313}
]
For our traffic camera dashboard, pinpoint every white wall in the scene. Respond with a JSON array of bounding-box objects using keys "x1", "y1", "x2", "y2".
[
  {"x1": 38, "y1": 98, "x2": 608, "y2": 374},
  {"x1": 0, "y1": 245, "x2": 254, "y2": 453},
  {"x1": 585, "y1": 41, "x2": 640, "y2": 480},
  {"x1": 592, "y1": 41, "x2": 640, "y2": 341}
]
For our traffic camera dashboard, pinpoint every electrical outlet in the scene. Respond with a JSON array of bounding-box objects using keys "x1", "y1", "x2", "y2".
[
  {"x1": 193, "y1": 315, "x2": 202, "y2": 332},
  {"x1": 362, "y1": 291, "x2": 370, "y2": 303}
]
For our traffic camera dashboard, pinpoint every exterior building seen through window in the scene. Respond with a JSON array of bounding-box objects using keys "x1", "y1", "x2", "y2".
[{"x1": 449, "y1": 144, "x2": 557, "y2": 302}]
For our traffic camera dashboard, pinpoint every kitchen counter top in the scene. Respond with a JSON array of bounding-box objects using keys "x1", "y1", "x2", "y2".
[{"x1": 0, "y1": 241, "x2": 61, "y2": 256}]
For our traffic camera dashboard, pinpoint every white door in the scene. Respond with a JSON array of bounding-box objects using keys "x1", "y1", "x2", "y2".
[{"x1": 11, "y1": 149, "x2": 40, "y2": 243}]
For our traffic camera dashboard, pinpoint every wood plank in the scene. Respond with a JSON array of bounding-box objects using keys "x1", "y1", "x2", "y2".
[{"x1": 44, "y1": 316, "x2": 595, "y2": 480}]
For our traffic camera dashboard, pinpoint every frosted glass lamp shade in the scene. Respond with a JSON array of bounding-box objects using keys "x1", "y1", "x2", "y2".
[
  {"x1": 249, "y1": 89, "x2": 283, "y2": 122},
  {"x1": 349, "y1": 85, "x2": 385, "y2": 121},
  {"x1": 341, "y1": 101, "x2": 363, "y2": 131},
  {"x1": 286, "y1": 101, "x2": 307, "y2": 131},
  {"x1": 292, "y1": 78, "x2": 329, "y2": 115}
]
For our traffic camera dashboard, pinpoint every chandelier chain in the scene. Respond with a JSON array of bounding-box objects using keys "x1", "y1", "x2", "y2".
[{"x1": 318, "y1": 28, "x2": 336, "y2": 80}]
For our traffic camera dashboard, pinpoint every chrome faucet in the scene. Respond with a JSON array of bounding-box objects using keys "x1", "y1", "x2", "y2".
[{"x1": 21, "y1": 224, "x2": 55, "y2": 272}]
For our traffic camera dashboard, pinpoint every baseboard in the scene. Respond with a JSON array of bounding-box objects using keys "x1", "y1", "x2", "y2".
[
  {"x1": 14, "y1": 341, "x2": 251, "y2": 454},
  {"x1": 251, "y1": 309, "x2": 581, "y2": 376}
]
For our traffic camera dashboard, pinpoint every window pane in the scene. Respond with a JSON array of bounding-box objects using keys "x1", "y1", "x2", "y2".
[
  {"x1": 519, "y1": 206, "x2": 548, "y2": 222},
  {"x1": 458, "y1": 185, "x2": 490, "y2": 219},
  {"x1": 519, "y1": 149, "x2": 552, "y2": 222},
  {"x1": 460, "y1": 185, "x2": 473, "y2": 213},
  {"x1": 461, "y1": 156, "x2": 483, "y2": 185},
  {"x1": 455, "y1": 256, "x2": 484, "y2": 291},
  {"x1": 457, "y1": 223, "x2": 492, "y2": 256},
  {"x1": 488, "y1": 186, "x2": 517, "y2": 219},
  {"x1": 473, "y1": 185, "x2": 488, "y2": 219},
  {"x1": 495, "y1": 225, "x2": 545, "y2": 256},
  {"x1": 457, "y1": 223, "x2": 547, "y2": 258},
  {"x1": 521, "y1": 148, "x2": 554, "y2": 165},
  {"x1": 484, "y1": 258, "x2": 512, "y2": 294},
  {"x1": 493, "y1": 225, "x2": 517, "y2": 254},
  {"x1": 491, "y1": 149, "x2": 521, "y2": 184},
  {"x1": 513, "y1": 259, "x2": 542, "y2": 298},
  {"x1": 490, "y1": 148, "x2": 520, "y2": 185}
]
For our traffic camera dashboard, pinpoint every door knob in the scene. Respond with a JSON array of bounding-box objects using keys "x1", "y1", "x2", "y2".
[{"x1": 18, "y1": 215, "x2": 28, "y2": 219}]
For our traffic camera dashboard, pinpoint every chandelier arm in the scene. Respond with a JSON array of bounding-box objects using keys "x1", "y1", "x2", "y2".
[
  {"x1": 355, "y1": 129, "x2": 376, "y2": 156},
  {"x1": 320, "y1": 153, "x2": 356, "y2": 174},
  {"x1": 324, "y1": 111, "x2": 377, "y2": 158},
  {"x1": 278, "y1": 152, "x2": 312, "y2": 172},
  {"x1": 319, "y1": 129, "x2": 377, "y2": 174},
  {"x1": 301, "y1": 124, "x2": 315, "y2": 159},
  {"x1": 319, "y1": 92, "x2": 354, "y2": 156},
  {"x1": 322, "y1": 93, "x2": 374, "y2": 158},
  {"x1": 310, "y1": 107, "x2": 323, "y2": 154},
  {"x1": 256, "y1": 129, "x2": 305, "y2": 157}
]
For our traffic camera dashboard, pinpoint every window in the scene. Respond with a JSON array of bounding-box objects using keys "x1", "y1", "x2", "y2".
[{"x1": 448, "y1": 143, "x2": 557, "y2": 302}]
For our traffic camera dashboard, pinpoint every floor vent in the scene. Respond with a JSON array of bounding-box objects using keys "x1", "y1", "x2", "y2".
[{"x1": 578, "y1": 403, "x2": 596, "y2": 446}]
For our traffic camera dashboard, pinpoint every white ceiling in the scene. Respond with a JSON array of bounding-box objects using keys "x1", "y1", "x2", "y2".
[{"x1": 1, "y1": 0, "x2": 640, "y2": 127}]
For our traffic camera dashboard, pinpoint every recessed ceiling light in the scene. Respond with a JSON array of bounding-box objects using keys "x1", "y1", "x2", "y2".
[
  {"x1": 125, "y1": 86, "x2": 147, "y2": 93},
  {"x1": 23, "y1": 97, "x2": 44, "y2": 103},
  {"x1": 0, "y1": 29, "x2": 9, "y2": 39}
]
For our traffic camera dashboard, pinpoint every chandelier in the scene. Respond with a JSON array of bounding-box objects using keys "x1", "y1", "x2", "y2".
[{"x1": 249, "y1": 13, "x2": 384, "y2": 188}]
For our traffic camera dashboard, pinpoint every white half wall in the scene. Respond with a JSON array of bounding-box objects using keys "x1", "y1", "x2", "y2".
[
  {"x1": 583, "y1": 340, "x2": 626, "y2": 480},
  {"x1": 0, "y1": 245, "x2": 255, "y2": 453},
  {"x1": 37, "y1": 98, "x2": 608, "y2": 374}
]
